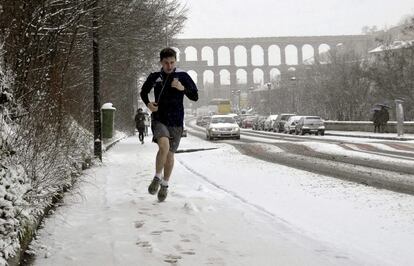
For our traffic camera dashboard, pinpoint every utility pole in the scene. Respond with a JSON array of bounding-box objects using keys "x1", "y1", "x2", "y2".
[
  {"x1": 395, "y1": 99, "x2": 404, "y2": 136},
  {"x1": 92, "y1": 0, "x2": 102, "y2": 160},
  {"x1": 266, "y1": 83, "x2": 271, "y2": 115},
  {"x1": 290, "y1": 76, "x2": 297, "y2": 112}
]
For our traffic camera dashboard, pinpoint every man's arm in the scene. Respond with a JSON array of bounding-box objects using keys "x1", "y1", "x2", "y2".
[
  {"x1": 140, "y1": 73, "x2": 156, "y2": 106},
  {"x1": 182, "y1": 73, "x2": 198, "y2": 101}
]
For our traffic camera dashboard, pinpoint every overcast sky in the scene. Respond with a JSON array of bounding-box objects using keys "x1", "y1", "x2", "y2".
[{"x1": 178, "y1": 0, "x2": 414, "y2": 38}]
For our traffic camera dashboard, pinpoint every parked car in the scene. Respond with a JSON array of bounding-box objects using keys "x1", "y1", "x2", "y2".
[
  {"x1": 263, "y1": 115, "x2": 278, "y2": 131},
  {"x1": 206, "y1": 115, "x2": 240, "y2": 140},
  {"x1": 273, "y1": 113, "x2": 296, "y2": 132},
  {"x1": 283, "y1": 115, "x2": 302, "y2": 134},
  {"x1": 241, "y1": 115, "x2": 257, "y2": 128},
  {"x1": 237, "y1": 114, "x2": 251, "y2": 127},
  {"x1": 196, "y1": 115, "x2": 211, "y2": 127},
  {"x1": 258, "y1": 116, "x2": 267, "y2": 130},
  {"x1": 228, "y1": 113, "x2": 241, "y2": 126},
  {"x1": 295, "y1": 116, "x2": 325, "y2": 135},
  {"x1": 252, "y1": 116, "x2": 266, "y2": 130}
]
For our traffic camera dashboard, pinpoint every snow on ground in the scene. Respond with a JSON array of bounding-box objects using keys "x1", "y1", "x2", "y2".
[
  {"x1": 235, "y1": 123, "x2": 414, "y2": 144},
  {"x1": 368, "y1": 142, "x2": 414, "y2": 154},
  {"x1": 300, "y1": 141, "x2": 414, "y2": 165},
  {"x1": 29, "y1": 134, "x2": 414, "y2": 266},
  {"x1": 326, "y1": 130, "x2": 414, "y2": 140},
  {"x1": 315, "y1": 134, "x2": 414, "y2": 143}
]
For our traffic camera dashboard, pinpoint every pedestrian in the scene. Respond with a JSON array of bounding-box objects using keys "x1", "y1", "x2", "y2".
[
  {"x1": 140, "y1": 47, "x2": 198, "y2": 202},
  {"x1": 144, "y1": 112, "x2": 150, "y2": 136},
  {"x1": 378, "y1": 106, "x2": 389, "y2": 133},
  {"x1": 135, "y1": 108, "x2": 146, "y2": 144},
  {"x1": 372, "y1": 109, "x2": 380, "y2": 133}
]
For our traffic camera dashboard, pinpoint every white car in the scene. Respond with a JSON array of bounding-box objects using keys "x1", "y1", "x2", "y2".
[
  {"x1": 206, "y1": 115, "x2": 240, "y2": 140},
  {"x1": 263, "y1": 115, "x2": 278, "y2": 131},
  {"x1": 295, "y1": 116, "x2": 325, "y2": 135},
  {"x1": 283, "y1": 115, "x2": 302, "y2": 134}
]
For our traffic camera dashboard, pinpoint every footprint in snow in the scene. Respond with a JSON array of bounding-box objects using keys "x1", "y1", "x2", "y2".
[
  {"x1": 181, "y1": 250, "x2": 196, "y2": 255},
  {"x1": 150, "y1": 230, "x2": 163, "y2": 235},
  {"x1": 164, "y1": 254, "x2": 182, "y2": 264},
  {"x1": 136, "y1": 240, "x2": 153, "y2": 252},
  {"x1": 134, "y1": 221, "x2": 144, "y2": 228},
  {"x1": 183, "y1": 201, "x2": 199, "y2": 212}
]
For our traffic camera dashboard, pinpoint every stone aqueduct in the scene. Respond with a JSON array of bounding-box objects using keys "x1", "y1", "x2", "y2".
[{"x1": 171, "y1": 35, "x2": 373, "y2": 96}]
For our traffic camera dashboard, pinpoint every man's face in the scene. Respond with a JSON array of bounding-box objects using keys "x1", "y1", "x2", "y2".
[{"x1": 160, "y1": 57, "x2": 176, "y2": 74}]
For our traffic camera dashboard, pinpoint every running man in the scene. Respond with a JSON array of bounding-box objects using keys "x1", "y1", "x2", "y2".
[{"x1": 140, "y1": 47, "x2": 198, "y2": 201}]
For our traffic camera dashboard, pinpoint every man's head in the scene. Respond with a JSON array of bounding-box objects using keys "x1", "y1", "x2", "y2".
[
  {"x1": 137, "y1": 108, "x2": 142, "y2": 112},
  {"x1": 160, "y1": 47, "x2": 177, "y2": 74}
]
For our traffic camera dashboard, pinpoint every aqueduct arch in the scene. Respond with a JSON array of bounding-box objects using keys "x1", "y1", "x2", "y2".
[{"x1": 171, "y1": 35, "x2": 373, "y2": 103}]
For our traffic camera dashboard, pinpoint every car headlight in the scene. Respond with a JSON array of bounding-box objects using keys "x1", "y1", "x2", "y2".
[
  {"x1": 211, "y1": 128, "x2": 218, "y2": 132},
  {"x1": 234, "y1": 127, "x2": 240, "y2": 131}
]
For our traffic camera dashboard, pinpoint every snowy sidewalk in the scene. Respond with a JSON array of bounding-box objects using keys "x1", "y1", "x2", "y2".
[{"x1": 29, "y1": 135, "x2": 414, "y2": 265}]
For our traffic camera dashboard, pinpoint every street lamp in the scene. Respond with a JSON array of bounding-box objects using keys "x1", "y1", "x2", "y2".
[
  {"x1": 92, "y1": 0, "x2": 102, "y2": 161},
  {"x1": 287, "y1": 67, "x2": 297, "y2": 113},
  {"x1": 290, "y1": 76, "x2": 297, "y2": 112},
  {"x1": 266, "y1": 83, "x2": 272, "y2": 115},
  {"x1": 395, "y1": 99, "x2": 404, "y2": 136}
]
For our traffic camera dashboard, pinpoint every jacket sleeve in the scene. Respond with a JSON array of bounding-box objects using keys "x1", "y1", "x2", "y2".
[
  {"x1": 140, "y1": 73, "x2": 156, "y2": 106},
  {"x1": 182, "y1": 73, "x2": 198, "y2": 102}
]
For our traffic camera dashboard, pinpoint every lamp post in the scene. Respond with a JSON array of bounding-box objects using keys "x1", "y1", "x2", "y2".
[
  {"x1": 238, "y1": 90, "x2": 241, "y2": 111},
  {"x1": 266, "y1": 83, "x2": 271, "y2": 115},
  {"x1": 92, "y1": 0, "x2": 102, "y2": 161},
  {"x1": 395, "y1": 99, "x2": 404, "y2": 136},
  {"x1": 290, "y1": 76, "x2": 297, "y2": 112}
]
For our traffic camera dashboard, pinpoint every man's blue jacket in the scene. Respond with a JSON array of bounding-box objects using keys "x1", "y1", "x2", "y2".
[{"x1": 140, "y1": 68, "x2": 198, "y2": 127}]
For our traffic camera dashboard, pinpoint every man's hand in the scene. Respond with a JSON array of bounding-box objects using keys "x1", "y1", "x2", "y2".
[
  {"x1": 171, "y1": 78, "x2": 184, "y2": 91},
  {"x1": 147, "y1": 102, "x2": 158, "y2": 112}
]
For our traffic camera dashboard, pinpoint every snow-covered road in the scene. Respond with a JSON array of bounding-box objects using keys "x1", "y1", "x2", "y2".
[{"x1": 29, "y1": 134, "x2": 414, "y2": 266}]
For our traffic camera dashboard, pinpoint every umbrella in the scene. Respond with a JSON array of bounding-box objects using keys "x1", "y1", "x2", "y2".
[{"x1": 374, "y1": 103, "x2": 391, "y2": 108}]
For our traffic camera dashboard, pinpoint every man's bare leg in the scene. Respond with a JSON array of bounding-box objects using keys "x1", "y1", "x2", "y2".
[
  {"x1": 163, "y1": 152, "x2": 175, "y2": 181},
  {"x1": 148, "y1": 137, "x2": 169, "y2": 195},
  {"x1": 157, "y1": 144, "x2": 174, "y2": 202},
  {"x1": 155, "y1": 137, "x2": 170, "y2": 174}
]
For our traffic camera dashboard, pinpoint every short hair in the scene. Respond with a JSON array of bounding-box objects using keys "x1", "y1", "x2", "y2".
[{"x1": 160, "y1": 47, "x2": 176, "y2": 61}]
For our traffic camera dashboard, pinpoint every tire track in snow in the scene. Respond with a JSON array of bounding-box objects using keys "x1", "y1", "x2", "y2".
[{"x1": 176, "y1": 158, "x2": 296, "y2": 228}]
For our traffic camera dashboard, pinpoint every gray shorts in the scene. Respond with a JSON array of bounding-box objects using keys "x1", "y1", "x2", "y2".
[{"x1": 151, "y1": 120, "x2": 183, "y2": 153}]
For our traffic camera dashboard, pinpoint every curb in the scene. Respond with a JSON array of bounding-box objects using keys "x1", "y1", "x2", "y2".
[
  {"x1": 103, "y1": 135, "x2": 128, "y2": 151},
  {"x1": 325, "y1": 132, "x2": 414, "y2": 141}
]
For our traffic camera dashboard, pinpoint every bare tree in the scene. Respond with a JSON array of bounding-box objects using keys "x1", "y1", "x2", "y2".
[
  {"x1": 0, "y1": 1, "x2": 187, "y2": 260},
  {"x1": 289, "y1": 47, "x2": 372, "y2": 120},
  {"x1": 367, "y1": 45, "x2": 414, "y2": 120}
]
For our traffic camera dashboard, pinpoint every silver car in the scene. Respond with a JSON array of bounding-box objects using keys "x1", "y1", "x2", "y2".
[
  {"x1": 295, "y1": 116, "x2": 325, "y2": 135},
  {"x1": 263, "y1": 115, "x2": 278, "y2": 131},
  {"x1": 283, "y1": 115, "x2": 302, "y2": 134},
  {"x1": 206, "y1": 115, "x2": 240, "y2": 140}
]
